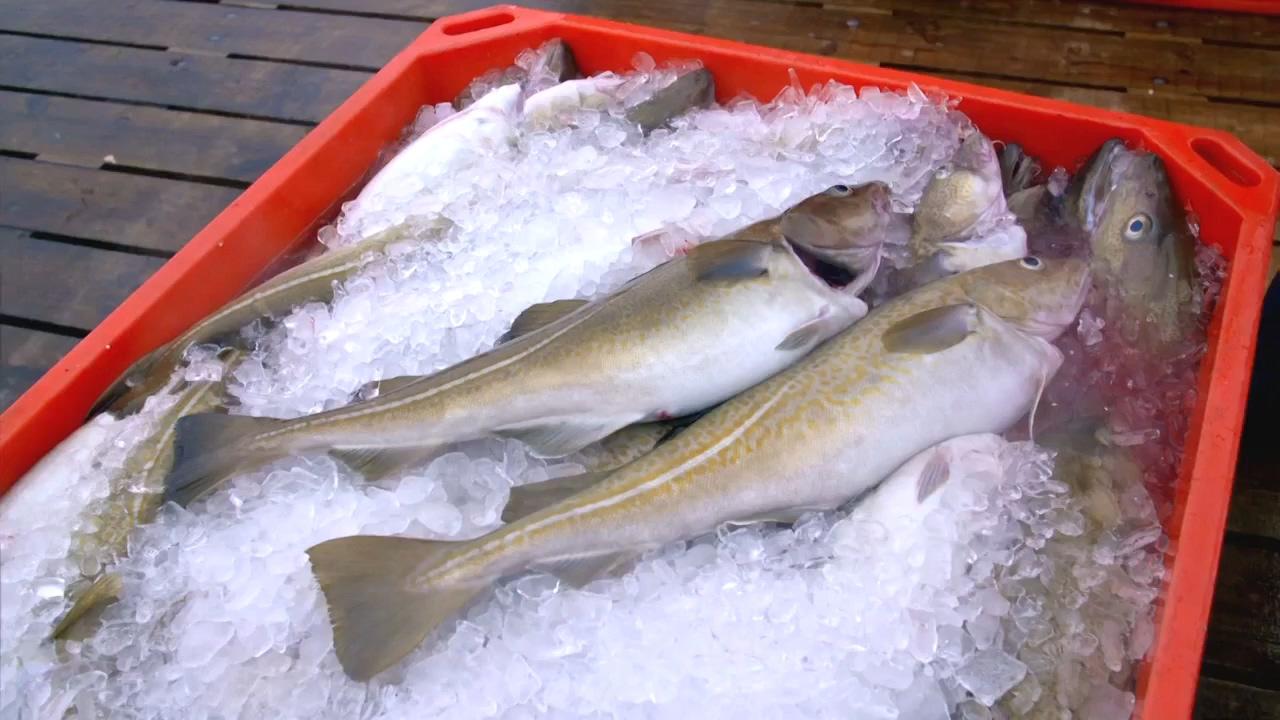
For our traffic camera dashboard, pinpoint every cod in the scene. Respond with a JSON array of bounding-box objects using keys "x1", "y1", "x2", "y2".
[
  {"x1": 163, "y1": 183, "x2": 900, "y2": 506},
  {"x1": 307, "y1": 253, "x2": 1091, "y2": 680}
]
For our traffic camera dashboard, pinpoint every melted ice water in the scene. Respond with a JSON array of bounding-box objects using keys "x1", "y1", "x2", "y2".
[{"x1": 0, "y1": 50, "x2": 1193, "y2": 720}]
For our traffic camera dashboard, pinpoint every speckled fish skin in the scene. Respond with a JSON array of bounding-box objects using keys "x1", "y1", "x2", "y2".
[
  {"x1": 165, "y1": 185, "x2": 898, "y2": 505},
  {"x1": 89, "y1": 223, "x2": 423, "y2": 418},
  {"x1": 187, "y1": 232, "x2": 866, "y2": 460},
  {"x1": 305, "y1": 256, "x2": 1088, "y2": 678},
  {"x1": 420, "y1": 256, "x2": 1088, "y2": 586},
  {"x1": 306, "y1": 256, "x2": 1090, "y2": 680}
]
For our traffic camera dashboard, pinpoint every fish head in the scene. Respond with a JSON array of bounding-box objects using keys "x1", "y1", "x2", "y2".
[
  {"x1": 958, "y1": 255, "x2": 1091, "y2": 340},
  {"x1": 1075, "y1": 144, "x2": 1194, "y2": 340},
  {"x1": 910, "y1": 131, "x2": 1005, "y2": 257},
  {"x1": 779, "y1": 181, "x2": 908, "y2": 289}
]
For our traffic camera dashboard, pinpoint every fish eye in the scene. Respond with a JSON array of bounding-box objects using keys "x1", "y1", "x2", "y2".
[
  {"x1": 1019, "y1": 256, "x2": 1043, "y2": 270},
  {"x1": 1124, "y1": 213, "x2": 1152, "y2": 241},
  {"x1": 827, "y1": 184, "x2": 853, "y2": 197}
]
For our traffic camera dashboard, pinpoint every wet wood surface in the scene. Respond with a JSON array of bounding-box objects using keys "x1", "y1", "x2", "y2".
[{"x1": 0, "y1": 0, "x2": 1277, "y2": 715}]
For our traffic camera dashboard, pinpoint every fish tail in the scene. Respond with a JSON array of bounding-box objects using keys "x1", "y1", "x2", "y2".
[
  {"x1": 307, "y1": 535, "x2": 485, "y2": 680},
  {"x1": 88, "y1": 345, "x2": 176, "y2": 418},
  {"x1": 164, "y1": 413, "x2": 289, "y2": 506},
  {"x1": 49, "y1": 573, "x2": 124, "y2": 642}
]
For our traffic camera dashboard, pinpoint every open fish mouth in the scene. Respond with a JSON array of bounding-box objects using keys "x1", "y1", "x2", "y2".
[{"x1": 785, "y1": 238, "x2": 859, "y2": 289}]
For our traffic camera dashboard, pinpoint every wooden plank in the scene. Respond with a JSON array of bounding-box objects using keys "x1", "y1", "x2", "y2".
[
  {"x1": 0, "y1": 35, "x2": 369, "y2": 123},
  {"x1": 906, "y1": 70, "x2": 1280, "y2": 168},
  {"x1": 818, "y1": 0, "x2": 1280, "y2": 49},
  {"x1": 0, "y1": 91, "x2": 308, "y2": 182},
  {"x1": 0, "y1": 157, "x2": 241, "y2": 254},
  {"x1": 1229, "y1": 487, "x2": 1280, "y2": 543},
  {"x1": 0, "y1": 324, "x2": 79, "y2": 412},
  {"x1": 1196, "y1": 678, "x2": 1280, "y2": 720},
  {"x1": 0, "y1": 228, "x2": 165, "y2": 331},
  {"x1": 282, "y1": 0, "x2": 1280, "y2": 101},
  {"x1": 1201, "y1": 541, "x2": 1280, "y2": 690},
  {"x1": 1, "y1": 0, "x2": 424, "y2": 69}
]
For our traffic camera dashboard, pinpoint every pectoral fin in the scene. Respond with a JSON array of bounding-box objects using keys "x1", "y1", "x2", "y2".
[
  {"x1": 497, "y1": 415, "x2": 644, "y2": 458},
  {"x1": 535, "y1": 550, "x2": 640, "y2": 587},
  {"x1": 498, "y1": 299, "x2": 590, "y2": 344},
  {"x1": 687, "y1": 239, "x2": 772, "y2": 282},
  {"x1": 916, "y1": 449, "x2": 951, "y2": 503},
  {"x1": 881, "y1": 303, "x2": 978, "y2": 354},
  {"x1": 723, "y1": 507, "x2": 818, "y2": 527},
  {"x1": 502, "y1": 471, "x2": 609, "y2": 524}
]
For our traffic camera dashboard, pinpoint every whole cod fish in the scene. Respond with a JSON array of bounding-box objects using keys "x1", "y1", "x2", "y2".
[
  {"x1": 163, "y1": 183, "x2": 896, "y2": 506},
  {"x1": 306, "y1": 254, "x2": 1090, "y2": 680},
  {"x1": 1065, "y1": 138, "x2": 1196, "y2": 344},
  {"x1": 89, "y1": 223, "x2": 434, "y2": 418}
]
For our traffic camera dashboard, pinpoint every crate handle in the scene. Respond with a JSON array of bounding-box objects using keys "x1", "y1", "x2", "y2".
[
  {"x1": 435, "y1": 9, "x2": 515, "y2": 36},
  {"x1": 1164, "y1": 130, "x2": 1279, "y2": 216}
]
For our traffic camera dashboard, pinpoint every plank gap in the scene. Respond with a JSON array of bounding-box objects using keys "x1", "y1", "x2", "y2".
[
  {"x1": 889, "y1": 8, "x2": 1127, "y2": 38},
  {"x1": 0, "y1": 28, "x2": 165, "y2": 52},
  {"x1": 0, "y1": 149, "x2": 37, "y2": 159},
  {"x1": 1206, "y1": 95, "x2": 1280, "y2": 110},
  {"x1": 0, "y1": 84, "x2": 317, "y2": 128},
  {"x1": 224, "y1": 52, "x2": 380, "y2": 73},
  {"x1": 878, "y1": 62, "x2": 1128, "y2": 93},
  {"x1": 273, "y1": 3, "x2": 434, "y2": 22},
  {"x1": 0, "y1": 314, "x2": 90, "y2": 339},
  {"x1": 1224, "y1": 530, "x2": 1280, "y2": 554},
  {"x1": 100, "y1": 164, "x2": 252, "y2": 191},
  {"x1": 20, "y1": 229, "x2": 176, "y2": 260}
]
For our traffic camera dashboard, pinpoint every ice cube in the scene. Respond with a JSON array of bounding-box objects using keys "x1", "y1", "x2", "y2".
[{"x1": 955, "y1": 649, "x2": 1028, "y2": 706}]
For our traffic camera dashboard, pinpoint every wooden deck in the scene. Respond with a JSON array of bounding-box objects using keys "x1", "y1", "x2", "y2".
[{"x1": 1, "y1": 1, "x2": 1277, "y2": 716}]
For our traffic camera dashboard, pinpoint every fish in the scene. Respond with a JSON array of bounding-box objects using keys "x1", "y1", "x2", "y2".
[
  {"x1": 455, "y1": 39, "x2": 580, "y2": 110},
  {"x1": 162, "y1": 183, "x2": 898, "y2": 507},
  {"x1": 305, "y1": 254, "x2": 1090, "y2": 680},
  {"x1": 623, "y1": 68, "x2": 716, "y2": 134},
  {"x1": 45, "y1": 353, "x2": 241, "y2": 641},
  {"x1": 350, "y1": 84, "x2": 522, "y2": 230},
  {"x1": 523, "y1": 67, "x2": 714, "y2": 136},
  {"x1": 88, "y1": 222, "x2": 434, "y2": 418},
  {"x1": 1065, "y1": 139, "x2": 1196, "y2": 344},
  {"x1": 521, "y1": 75, "x2": 627, "y2": 127},
  {"x1": 906, "y1": 131, "x2": 1027, "y2": 283}
]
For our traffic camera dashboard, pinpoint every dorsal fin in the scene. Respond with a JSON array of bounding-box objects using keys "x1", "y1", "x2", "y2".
[
  {"x1": 686, "y1": 238, "x2": 773, "y2": 282},
  {"x1": 498, "y1": 299, "x2": 590, "y2": 344}
]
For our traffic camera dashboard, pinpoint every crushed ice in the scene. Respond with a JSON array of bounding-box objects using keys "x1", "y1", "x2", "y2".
[{"x1": 0, "y1": 46, "x2": 1208, "y2": 719}]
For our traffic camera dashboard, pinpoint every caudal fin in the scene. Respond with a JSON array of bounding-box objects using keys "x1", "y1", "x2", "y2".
[
  {"x1": 164, "y1": 413, "x2": 286, "y2": 506},
  {"x1": 307, "y1": 535, "x2": 484, "y2": 680}
]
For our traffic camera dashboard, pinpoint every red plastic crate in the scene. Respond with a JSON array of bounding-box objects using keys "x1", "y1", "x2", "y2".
[{"x1": 1, "y1": 6, "x2": 1276, "y2": 718}]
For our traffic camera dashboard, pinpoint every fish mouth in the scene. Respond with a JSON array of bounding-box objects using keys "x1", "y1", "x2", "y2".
[{"x1": 785, "y1": 238, "x2": 859, "y2": 289}]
